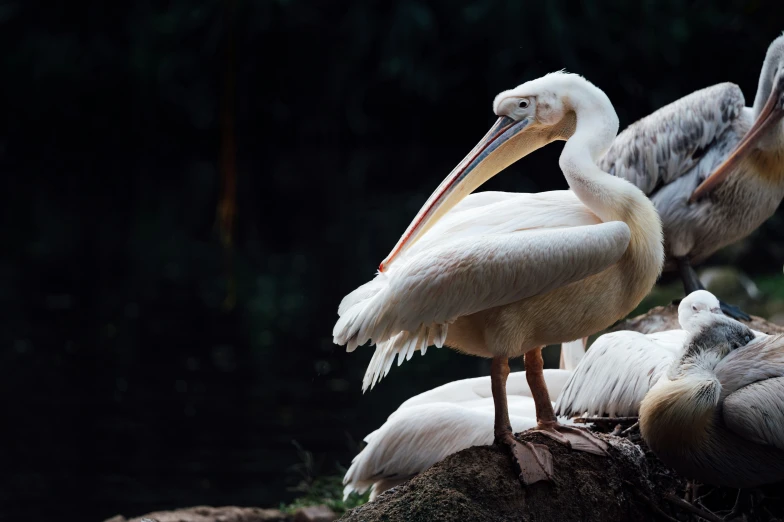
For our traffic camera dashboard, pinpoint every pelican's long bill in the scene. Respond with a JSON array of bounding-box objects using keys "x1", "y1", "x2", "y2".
[
  {"x1": 379, "y1": 115, "x2": 546, "y2": 271},
  {"x1": 690, "y1": 75, "x2": 784, "y2": 203}
]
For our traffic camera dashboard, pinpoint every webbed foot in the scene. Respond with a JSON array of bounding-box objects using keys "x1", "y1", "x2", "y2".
[
  {"x1": 496, "y1": 431, "x2": 553, "y2": 485},
  {"x1": 529, "y1": 422, "x2": 610, "y2": 456}
]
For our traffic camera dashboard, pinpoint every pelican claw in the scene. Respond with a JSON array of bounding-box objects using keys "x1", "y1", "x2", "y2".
[
  {"x1": 530, "y1": 423, "x2": 610, "y2": 457},
  {"x1": 496, "y1": 431, "x2": 553, "y2": 486}
]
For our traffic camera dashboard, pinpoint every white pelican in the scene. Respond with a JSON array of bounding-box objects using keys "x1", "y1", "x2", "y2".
[
  {"x1": 640, "y1": 313, "x2": 784, "y2": 488},
  {"x1": 598, "y1": 34, "x2": 784, "y2": 320},
  {"x1": 555, "y1": 290, "x2": 727, "y2": 418},
  {"x1": 343, "y1": 341, "x2": 586, "y2": 500},
  {"x1": 333, "y1": 71, "x2": 664, "y2": 484},
  {"x1": 342, "y1": 369, "x2": 572, "y2": 500}
]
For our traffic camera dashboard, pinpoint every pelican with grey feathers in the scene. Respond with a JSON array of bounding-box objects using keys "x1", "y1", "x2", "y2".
[
  {"x1": 555, "y1": 290, "x2": 732, "y2": 419},
  {"x1": 640, "y1": 311, "x2": 784, "y2": 488},
  {"x1": 599, "y1": 35, "x2": 784, "y2": 320}
]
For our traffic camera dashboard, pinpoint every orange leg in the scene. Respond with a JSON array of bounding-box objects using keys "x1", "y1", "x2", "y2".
[
  {"x1": 491, "y1": 356, "x2": 553, "y2": 485},
  {"x1": 525, "y1": 347, "x2": 609, "y2": 456}
]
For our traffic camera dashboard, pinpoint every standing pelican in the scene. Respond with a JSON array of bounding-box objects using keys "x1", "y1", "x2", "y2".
[
  {"x1": 599, "y1": 35, "x2": 784, "y2": 320},
  {"x1": 333, "y1": 71, "x2": 664, "y2": 484},
  {"x1": 640, "y1": 313, "x2": 784, "y2": 488},
  {"x1": 555, "y1": 290, "x2": 728, "y2": 418}
]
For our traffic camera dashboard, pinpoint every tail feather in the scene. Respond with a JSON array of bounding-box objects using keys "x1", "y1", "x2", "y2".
[
  {"x1": 433, "y1": 324, "x2": 447, "y2": 348},
  {"x1": 336, "y1": 276, "x2": 448, "y2": 392},
  {"x1": 361, "y1": 323, "x2": 447, "y2": 392}
]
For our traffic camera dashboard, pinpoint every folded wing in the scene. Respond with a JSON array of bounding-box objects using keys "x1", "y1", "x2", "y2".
[
  {"x1": 599, "y1": 83, "x2": 746, "y2": 198},
  {"x1": 555, "y1": 330, "x2": 682, "y2": 417}
]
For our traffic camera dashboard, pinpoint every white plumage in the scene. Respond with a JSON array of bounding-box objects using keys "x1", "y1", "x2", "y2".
[
  {"x1": 334, "y1": 71, "x2": 664, "y2": 485},
  {"x1": 555, "y1": 290, "x2": 766, "y2": 419},
  {"x1": 343, "y1": 369, "x2": 574, "y2": 500}
]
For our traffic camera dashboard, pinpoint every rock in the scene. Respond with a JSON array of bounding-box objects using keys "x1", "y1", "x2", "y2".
[
  {"x1": 292, "y1": 505, "x2": 336, "y2": 522},
  {"x1": 339, "y1": 433, "x2": 677, "y2": 522},
  {"x1": 104, "y1": 506, "x2": 290, "y2": 522}
]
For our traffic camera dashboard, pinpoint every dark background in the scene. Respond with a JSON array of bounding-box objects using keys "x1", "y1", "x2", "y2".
[{"x1": 2, "y1": 1, "x2": 784, "y2": 520}]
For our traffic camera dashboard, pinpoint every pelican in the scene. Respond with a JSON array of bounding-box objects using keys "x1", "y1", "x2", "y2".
[
  {"x1": 639, "y1": 313, "x2": 784, "y2": 488},
  {"x1": 333, "y1": 71, "x2": 664, "y2": 484},
  {"x1": 343, "y1": 340, "x2": 586, "y2": 500},
  {"x1": 599, "y1": 35, "x2": 784, "y2": 320},
  {"x1": 554, "y1": 290, "x2": 759, "y2": 418}
]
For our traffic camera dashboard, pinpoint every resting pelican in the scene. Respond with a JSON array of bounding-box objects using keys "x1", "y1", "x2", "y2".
[
  {"x1": 343, "y1": 341, "x2": 586, "y2": 499},
  {"x1": 333, "y1": 71, "x2": 664, "y2": 484},
  {"x1": 343, "y1": 369, "x2": 573, "y2": 500},
  {"x1": 639, "y1": 313, "x2": 784, "y2": 488},
  {"x1": 553, "y1": 290, "x2": 771, "y2": 418},
  {"x1": 599, "y1": 35, "x2": 784, "y2": 320}
]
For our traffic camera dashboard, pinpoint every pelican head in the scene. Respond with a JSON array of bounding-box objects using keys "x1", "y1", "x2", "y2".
[
  {"x1": 379, "y1": 72, "x2": 615, "y2": 271},
  {"x1": 671, "y1": 312, "x2": 755, "y2": 381},
  {"x1": 677, "y1": 290, "x2": 721, "y2": 327},
  {"x1": 691, "y1": 35, "x2": 784, "y2": 201}
]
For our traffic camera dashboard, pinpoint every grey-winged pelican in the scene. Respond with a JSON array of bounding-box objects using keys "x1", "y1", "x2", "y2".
[
  {"x1": 555, "y1": 290, "x2": 731, "y2": 418},
  {"x1": 639, "y1": 312, "x2": 784, "y2": 488},
  {"x1": 599, "y1": 35, "x2": 784, "y2": 320},
  {"x1": 333, "y1": 71, "x2": 664, "y2": 485}
]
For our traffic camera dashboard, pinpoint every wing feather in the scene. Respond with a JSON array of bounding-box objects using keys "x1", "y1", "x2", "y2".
[
  {"x1": 723, "y1": 376, "x2": 784, "y2": 451},
  {"x1": 338, "y1": 220, "x2": 630, "y2": 390},
  {"x1": 341, "y1": 403, "x2": 537, "y2": 499},
  {"x1": 715, "y1": 334, "x2": 784, "y2": 395},
  {"x1": 397, "y1": 369, "x2": 573, "y2": 409},
  {"x1": 599, "y1": 83, "x2": 745, "y2": 196},
  {"x1": 555, "y1": 330, "x2": 682, "y2": 417}
]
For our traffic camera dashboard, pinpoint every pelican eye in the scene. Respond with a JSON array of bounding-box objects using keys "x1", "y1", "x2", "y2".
[
  {"x1": 744, "y1": 335, "x2": 751, "y2": 343},
  {"x1": 518, "y1": 99, "x2": 529, "y2": 109}
]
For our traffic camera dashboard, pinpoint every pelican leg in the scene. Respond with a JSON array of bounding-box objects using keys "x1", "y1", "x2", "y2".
[
  {"x1": 491, "y1": 356, "x2": 553, "y2": 485},
  {"x1": 723, "y1": 489, "x2": 751, "y2": 521},
  {"x1": 677, "y1": 256, "x2": 704, "y2": 294},
  {"x1": 525, "y1": 348, "x2": 610, "y2": 456},
  {"x1": 676, "y1": 256, "x2": 751, "y2": 321}
]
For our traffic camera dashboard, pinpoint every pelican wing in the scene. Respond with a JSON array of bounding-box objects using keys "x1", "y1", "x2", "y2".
[
  {"x1": 723, "y1": 377, "x2": 784, "y2": 451},
  {"x1": 398, "y1": 369, "x2": 573, "y2": 409},
  {"x1": 599, "y1": 83, "x2": 746, "y2": 196},
  {"x1": 342, "y1": 402, "x2": 538, "y2": 499},
  {"x1": 555, "y1": 330, "x2": 682, "y2": 418},
  {"x1": 334, "y1": 191, "x2": 630, "y2": 390},
  {"x1": 715, "y1": 334, "x2": 784, "y2": 395}
]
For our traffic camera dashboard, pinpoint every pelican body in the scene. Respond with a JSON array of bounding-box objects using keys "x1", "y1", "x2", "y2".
[
  {"x1": 599, "y1": 35, "x2": 784, "y2": 320},
  {"x1": 343, "y1": 369, "x2": 574, "y2": 500},
  {"x1": 640, "y1": 313, "x2": 784, "y2": 488},
  {"x1": 333, "y1": 72, "x2": 664, "y2": 484},
  {"x1": 555, "y1": 290, "x2": 726, "y2": 418}
]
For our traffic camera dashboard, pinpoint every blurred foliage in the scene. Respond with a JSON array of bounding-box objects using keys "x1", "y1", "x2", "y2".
[
  {"x1": 279, "y1": 440, "x2": 369, "y2": 515},
  {"x1": 281, "y1": 474, "x2": 368, "y2": 516},
  {"x1": 1, "y1": 1, "x2": 784, "y2": 521},
  {"x1": 280, "y1": 475, "x2": 368, "y2": 515}
]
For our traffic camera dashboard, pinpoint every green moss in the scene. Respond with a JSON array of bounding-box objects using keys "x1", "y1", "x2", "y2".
[{"x1": 280, "y1": 475, "x2": 370, "y2": 515}]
